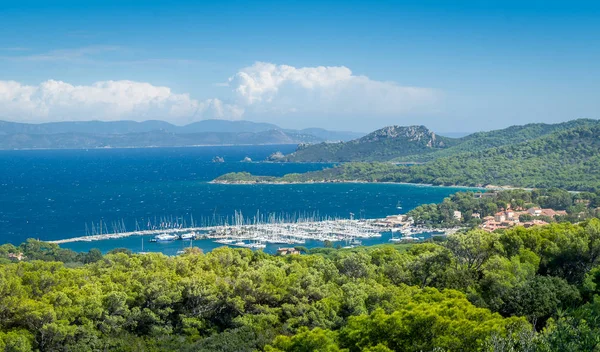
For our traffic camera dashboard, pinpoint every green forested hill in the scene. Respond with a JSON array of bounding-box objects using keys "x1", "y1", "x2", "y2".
[
  {"x1": 281, "y1": 118, "x2": 600, "y2": 163},
  {"x1": 283, "y1": 125, "x2": 458, "y2": 162},
  {"x1": 403, "y1": 124, "x2": 600, "y2": 189},
  {"x1": 215, "y1": 124, "x2": 600, "y2": 190},
  {"x1": 397, "y1": 118, "x2": 600, "y2": 162}
]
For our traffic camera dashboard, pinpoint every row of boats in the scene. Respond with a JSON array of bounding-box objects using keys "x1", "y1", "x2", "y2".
[{"x1": 143, "y1": 220, "x2": 446, "y2": 250}]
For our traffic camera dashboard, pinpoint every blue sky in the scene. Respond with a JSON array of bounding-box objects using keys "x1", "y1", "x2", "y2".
[{"x1": 0, "y1": 0, "x2": 598, "y2": 132}]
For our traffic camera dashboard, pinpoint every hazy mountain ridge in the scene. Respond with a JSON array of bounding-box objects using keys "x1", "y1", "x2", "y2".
[
  {"x1": 0, "y1": 119, "x2": 362, "y2": 149},
  {"x1": 0, "y1": 130, "x2": 326, "y2": 149}
]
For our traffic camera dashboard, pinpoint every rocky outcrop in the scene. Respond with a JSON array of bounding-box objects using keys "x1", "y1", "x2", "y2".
[{"x1": 357, "y1": 125, "x2": 441, "y2": 147}]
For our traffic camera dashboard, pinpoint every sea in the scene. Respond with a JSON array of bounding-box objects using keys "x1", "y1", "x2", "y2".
[{"x1": 0, "y1": 145, "x2": 473, "y2": 255}]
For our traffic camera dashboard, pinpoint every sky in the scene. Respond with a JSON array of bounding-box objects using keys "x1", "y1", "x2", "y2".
[{"x1": 0, "y1": 0, "x2": 599, "y2": 133}]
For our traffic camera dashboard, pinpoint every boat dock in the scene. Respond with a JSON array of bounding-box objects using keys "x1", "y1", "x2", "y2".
[{"x1": 49, "y1": 212, "x2": 460, "y2": 247}]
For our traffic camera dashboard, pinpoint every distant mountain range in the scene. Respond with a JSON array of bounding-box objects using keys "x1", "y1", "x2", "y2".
[{"x1": 0, "y1": 119, "x2": 364, "y2": 149}]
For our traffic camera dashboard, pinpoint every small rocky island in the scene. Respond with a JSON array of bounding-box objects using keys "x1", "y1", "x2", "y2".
[
  {"x1": 212, "y1": 156, "x2": 225, "y2": 163},
  {"x1": 241, "y1": 156, "x2": 252, "y2": 162},
  {"x1": 267, "y1": 151, "x2": 285, "y2": 161}
]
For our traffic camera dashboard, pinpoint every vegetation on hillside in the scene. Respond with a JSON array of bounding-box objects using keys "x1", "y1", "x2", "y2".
[
  {"x1": 397, "y1": 118, "x2": 600, "y2": 162},
  {"x1": 215, "y1": 124, "x2": 600, "y2": 191},
  {"x1": 3, "y1": 220, "x2": 600, "y2": 350},
  {"x1": 284, "y1": 125, "x2": 457, "y2": 162}
]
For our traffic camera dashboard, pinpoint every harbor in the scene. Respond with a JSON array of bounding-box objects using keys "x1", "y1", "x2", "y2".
[{"x1": 51, "y1": 211, "x2": 462, "y2": 253}]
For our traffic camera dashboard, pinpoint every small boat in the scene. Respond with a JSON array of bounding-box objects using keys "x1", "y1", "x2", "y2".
[
  {"x1": 249, "y1": 242, "x2": 266, "y2": 249},
  {"x1": 180, "y1": 232, "x2": 195, "y2": 240},
  {"x1": 155, "y1": 233, "x2": 178, "y2": 242},
  {"x1": 396, "y1": 201, "x2": 402, "y2": 209}
]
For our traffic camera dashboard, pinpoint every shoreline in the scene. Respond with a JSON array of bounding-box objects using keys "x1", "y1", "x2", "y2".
[{"x1": 209, "y1": 179, "x2": 534, "y2": 191}]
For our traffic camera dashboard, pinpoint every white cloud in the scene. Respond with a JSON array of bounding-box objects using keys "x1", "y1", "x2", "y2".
[
  {"x1": 0, "y1": 80, "x2": 237, "y2": 124},
  {"x1": 226, "y1": 62, "x2": 438, "y2": 116},
  {"x1": 0, "y1": 62, "x2": 438, "y2": 126}
]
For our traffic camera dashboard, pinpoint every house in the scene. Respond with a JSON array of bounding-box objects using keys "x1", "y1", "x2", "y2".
[
  {"x1": 471, "y1": 213, "x2": 481, "y2": 219},
  {"x1": 7, "y1": 252, "x2": 25, "y2": 261},
  {"x1": 481, "y1": 220, "x2": 512, "y2": 232},
  {"x1": 527, "y1": 207, "x2": 543, "y2": 216},
  {"x1": 277, "y1": 247, "x2": 300, "y2": 256},
  {"x1": 453, "y1": 211, "x2": 462, "y2": 220},
  {"x1": 494, "y1": 211, "x2": 506, "y2": 222}
]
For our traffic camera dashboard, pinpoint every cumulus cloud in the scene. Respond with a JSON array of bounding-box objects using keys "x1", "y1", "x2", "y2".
[
  {"x1": 0, "y1": 80, "x2": 238, "y2": 124},
  {"x1": 0, "y1": 62, "x2": 438, "y2": 126},
  {"x1": 226, "y1": 62, "x2": 438, "y2": 116}
]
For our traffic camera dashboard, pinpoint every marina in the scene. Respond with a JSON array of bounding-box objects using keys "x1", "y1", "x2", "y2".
[{"x1": 51, "y1": 211, "x2": 461, "y2": 253}]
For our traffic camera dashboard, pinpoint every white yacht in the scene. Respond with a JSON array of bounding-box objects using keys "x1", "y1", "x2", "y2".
[
  {"x1": 180, "y1": 232, "x2": 195, "y2": 240},
  {"x1": 155, "y1": 233, "x2": 178, "y2": 242}
]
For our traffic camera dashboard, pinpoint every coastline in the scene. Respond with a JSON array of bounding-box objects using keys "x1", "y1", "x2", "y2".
[{"x1": 209, "y1": 178, "x2": 534, "y2": 190}]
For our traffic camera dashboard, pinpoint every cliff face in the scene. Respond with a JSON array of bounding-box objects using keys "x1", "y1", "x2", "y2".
[
  {"x1": 284, "y1": 125, "x2": 457, "y2": 162},
  {"x1": 357, "y1": 125, "x2": 443, "y2": 147}
]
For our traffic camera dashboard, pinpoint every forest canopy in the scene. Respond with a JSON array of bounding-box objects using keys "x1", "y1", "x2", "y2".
[{"x1": 3, "y1": 219, "x2": 600, "y2": 351}]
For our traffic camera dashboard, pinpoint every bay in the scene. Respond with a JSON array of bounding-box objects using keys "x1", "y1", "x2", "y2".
[{"x1": 0, "y1": 145, "x2": 473, "y2": 254}]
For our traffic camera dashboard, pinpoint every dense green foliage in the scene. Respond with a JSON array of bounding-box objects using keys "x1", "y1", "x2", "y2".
[
  {"x1": 284, "y1": 125, "x2": 457, "y2": 162},
  {"x1": 282, "y1": 118, "x2": 599, "y2": 163},
  {"x1": 4, "y1": 220, "x2": 600, "y2": 350},
  {"x1": 408, "y1": 189, "x2": 600, "y2": 228},
  {"x1": 398, "y1": 118, "x2": 599, "y2": 162},
  {"x1": 217, "y1": 124, "x2": 600, "y2": 191},
  {"x1": 403, "y1": 125, "x2": 600, "y2": 190}
]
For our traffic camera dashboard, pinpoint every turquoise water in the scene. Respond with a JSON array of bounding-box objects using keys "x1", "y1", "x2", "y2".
[{"x1": 0, "y1": 146, "x2": 472, "y2": 254}]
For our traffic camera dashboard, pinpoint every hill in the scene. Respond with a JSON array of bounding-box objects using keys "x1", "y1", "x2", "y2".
[
  {"x1": 283, "y1": 125, "x2": 458, "y2": 162},
  {"x1": 403, "y1": 124, "x2": 600, "y2": 189},
  {"x1": 396, "y1": 118, "x2": 600, "y2": 162},
  {"x1": 279, "y1": 118, "x2": 600, "y2": 163},
  {"x1": 214, "y1": 124, "x2": 600, "y2": 191}
]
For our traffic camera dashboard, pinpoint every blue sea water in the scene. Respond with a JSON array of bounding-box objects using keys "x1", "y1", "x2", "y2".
[{"x1": 0, "y1": 146, "x2": 472, "y2": 255}]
